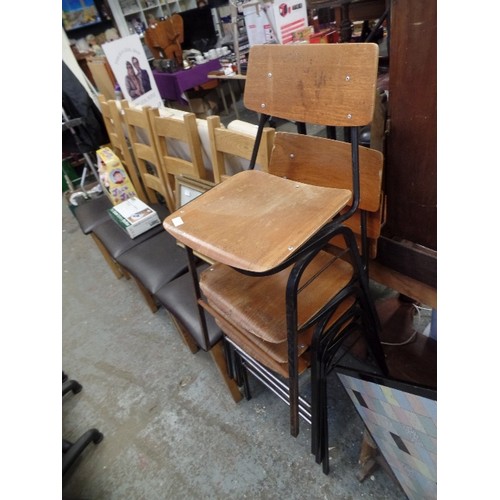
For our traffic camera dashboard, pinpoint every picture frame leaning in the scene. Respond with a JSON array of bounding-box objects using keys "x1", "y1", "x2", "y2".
[
  {"x1": 174, "y1": 175, "x2": 216, "y2": 264},
  {"x1": 175, "y1": 175, "x2": 215, "y2": 209}
]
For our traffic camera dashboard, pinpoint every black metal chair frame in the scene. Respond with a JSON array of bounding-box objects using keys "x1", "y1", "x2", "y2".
[
  {"x1": 172, "y1": 44, "x2": 388, "y2": 474},
  {"x1": 182, "y1": 125, "x2": 388, "y2": 474}
]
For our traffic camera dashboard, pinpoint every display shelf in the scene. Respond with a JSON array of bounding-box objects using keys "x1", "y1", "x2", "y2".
[
  {"x1": 63, "y1": 0, "x2": 117, "y2": 43},
  {"x1": 108, "y1": 0, "x2": 197, "y2": 37}
]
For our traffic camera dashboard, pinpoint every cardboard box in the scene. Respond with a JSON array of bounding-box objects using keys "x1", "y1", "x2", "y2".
[
  {"x1": 108, "y1": 197, "x2": 161, "y2": 238},
  {"x1": 244, "y1": 0, "x2": 308, "y2": 45},
  {"x1": 96, "y1": 147, "x2": 138, "y2": 205}
]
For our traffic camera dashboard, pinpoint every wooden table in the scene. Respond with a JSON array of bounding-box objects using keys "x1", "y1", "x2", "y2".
[
  {"x1": 207, "y1": 72, "x2": 247, "y2": 120},
  {"x1": 152, "y1": 58, "x2": 223, "y2": 105}
]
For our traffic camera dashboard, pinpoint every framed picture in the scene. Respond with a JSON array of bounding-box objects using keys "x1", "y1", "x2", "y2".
[
  {"x1": 175, "y1": 175, "x2": 215, "y2": 209},
  {"x1": 174, "y1": 175, "x2": 216, "y2": 264}
]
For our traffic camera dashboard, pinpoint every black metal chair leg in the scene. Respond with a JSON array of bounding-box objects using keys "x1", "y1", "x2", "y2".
[
  {"x1": 234, "y1": 349, "x2": 252, "y2": 400},
  {"x1": 62, "y1": 428, "x2": 104, "y2": 476},
  {"x1": 321, "y1": 376, "x2": 330, "y2": 475},
  {"x1": 63, "y1": 379, "x2": 82, "y2": 396},
  {"x1": 223, "y1": 338, "x2": 236, "y2": 381},
  {"x1": 62, "y1": 439, "x2": 72, "y2": 453}
]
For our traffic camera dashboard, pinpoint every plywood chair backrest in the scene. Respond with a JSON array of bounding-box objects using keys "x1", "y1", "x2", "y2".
[
  {"x1": 245, "y1": 44, "x2": 381, "y2": 259},
  {"x1": 98, "y1": 95, "x2": 147, "y2": 202},
  {"x1": 244, "y1": 43, "x2": 379, "y2": 127},
  {"x1": 269, "y1": 132, "x2": 384, "y2": 258},
  {"x1": 148, "y1": 107, "x2": 207, "y2": 209},
  {"x1": 122, "y1": 102, "x2": 172, "y2": 209},
  {"x1": 206, "y1": 115, "x2": 275, "y2": 184}
]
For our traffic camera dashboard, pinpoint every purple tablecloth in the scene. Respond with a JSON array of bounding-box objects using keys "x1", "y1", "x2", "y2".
[{"x1": 153, "y1": 59, "x2": 222, "y2": 103}]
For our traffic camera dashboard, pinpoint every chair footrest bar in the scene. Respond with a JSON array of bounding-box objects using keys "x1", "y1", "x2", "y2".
[{"x1": 226, "y1": 336, "x2": 312, "y2": 424}]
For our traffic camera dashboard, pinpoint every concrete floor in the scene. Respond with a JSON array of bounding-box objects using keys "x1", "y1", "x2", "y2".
[
  {"x1": 61, "y1": 96, "x2": 423, "y2": 499},
  {"x1": 62, "y1": 196, "x2": 409, "y2": 500}
]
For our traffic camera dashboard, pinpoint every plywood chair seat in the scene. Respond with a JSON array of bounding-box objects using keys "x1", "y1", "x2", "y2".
[
  {"x1": 199, "y1": 250, "x2": 354, "y2": 344},
  {"x1": 164, "y1": 170, "x2": 352, "y2": 273},
  {"x1": 202, "y1": 290, "x2": 356, "y2": 379},
  {"x1": 203, "y1": 300, "x2": 311, "y2": 379}
]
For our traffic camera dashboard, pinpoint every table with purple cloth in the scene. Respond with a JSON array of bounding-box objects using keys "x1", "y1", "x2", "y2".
[{"x1": 152, "y1": 58, "x2": 222, "y2": 104}]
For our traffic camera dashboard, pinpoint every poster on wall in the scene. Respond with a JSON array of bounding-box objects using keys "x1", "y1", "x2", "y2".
[{"x1": 102, "y1": 35, "x2": 163, "y2": 109}]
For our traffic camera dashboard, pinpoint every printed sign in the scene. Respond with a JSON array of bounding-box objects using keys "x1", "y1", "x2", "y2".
[{"x1": 102, "y1": 34, "x2": 163, "y2": 108}]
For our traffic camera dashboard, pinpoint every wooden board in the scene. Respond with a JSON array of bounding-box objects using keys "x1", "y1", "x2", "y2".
[
  {"x1": 244, "y1": 44, "x2": 379, "y2": 127},
  {"x1": 163, "y1": 170, "x2": 352, "y2": 273}
]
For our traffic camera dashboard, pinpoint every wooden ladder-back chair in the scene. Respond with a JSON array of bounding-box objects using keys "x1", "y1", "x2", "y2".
[
  {"x1": 206, "y1": 115, "x2": 275, "y2": 183},
  {"x1": 121, "y1": 101, "x2": 170, "y2": 208},
  {"x1": 162, "y1": 43, "x2": 388, "y2": 474},
  {"x1": 70, "y1": 95, "x2": 132, "y2": 240},
  {"x1": 71, "y1": 95, "x2": 149, "y2": 280},
  {"x1": 91, "y1": 102, "x2": 186, "y2": 311},
  {"x1": 151, "y1": 115, "x2": 277, "y2": 403},
  {"x1": 98, "y1": 94, "x2": 147, "y2": 203},
  {"x1": 99, "y1": 103, "x2": 193, "y2": 313},
  {"x1": 148, "y1": 107, "x2": 208, "y2": 210},
  {"x1": 90, "y1": 97, "x2": 150, "y2": 279},
  {"x1": 106, "y1": 98, "x2": 148, "y2": 202}
]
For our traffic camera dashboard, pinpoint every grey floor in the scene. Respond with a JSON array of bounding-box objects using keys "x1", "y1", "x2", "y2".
[{"x1": 62, "y1": 94, "x2": 407, "y2": 499}]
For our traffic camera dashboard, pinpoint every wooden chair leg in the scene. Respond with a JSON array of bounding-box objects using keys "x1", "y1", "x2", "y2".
[
  {"x1": 121, "y1": 266, "x2": 131, "y2": 280},
  {"x1": 210, "y1": 340, "x2": 243, "y2": 403},
  {"x1": 168, "y1": 314, "x2": 200, "y2": 354},
  {"x1": 167, "y1": 315, "x2": 242, "y2": 402},
  {"x1": 90, "y1": 233, "x2": 124, "y2": 279},
  {"x1": 131, "y1": 276, "x2": 159, "y2": 313},
  {"x1": 356, "y1": 428, "x2": 401, "y2": 487},
  {"x1": 356, "y1": 429, "x2": 379, "y2": 481}
]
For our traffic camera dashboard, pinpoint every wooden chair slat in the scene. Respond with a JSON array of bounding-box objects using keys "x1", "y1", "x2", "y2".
[
  {"x1": 148, "y1": 108, "x2": 209, "y2": 210},
  {"x1": 122, "y1": 103, "x2": 172, "y2": 208},
  {"x1": 207, "y1": 115, "x2": 275, "y2": 183}
]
